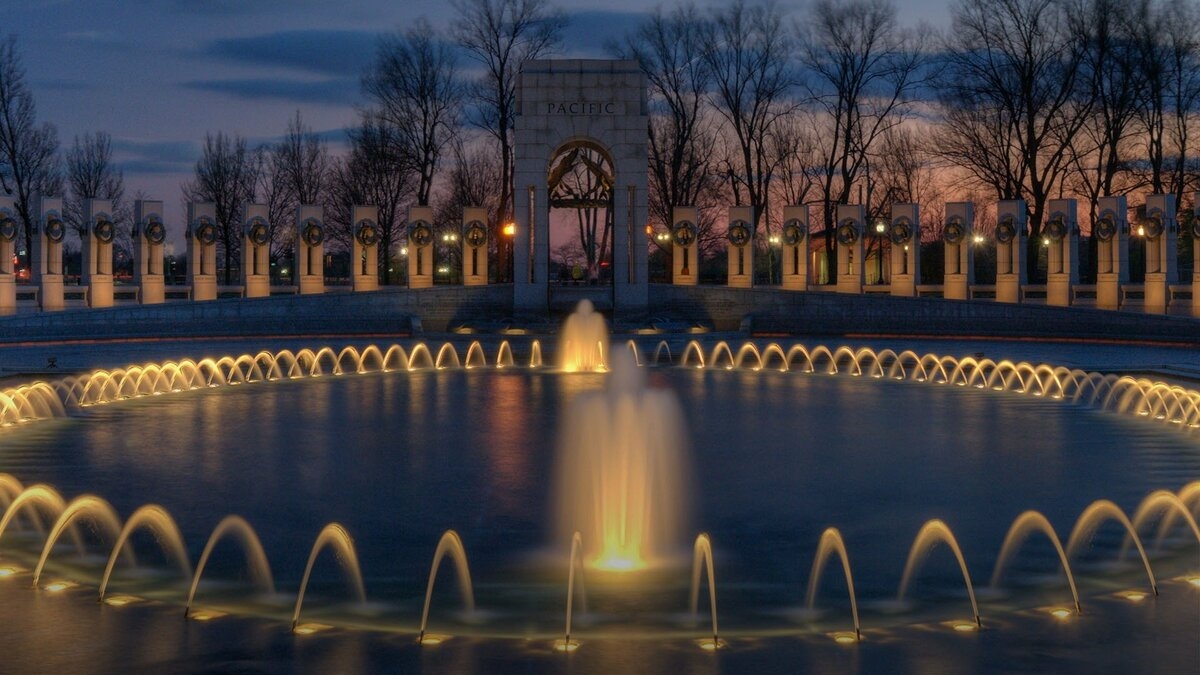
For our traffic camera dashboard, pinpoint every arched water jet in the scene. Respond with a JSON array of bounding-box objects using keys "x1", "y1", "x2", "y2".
[
  {"x1": 1128, "y1": 491, "x2": 1200, "y2": 554},
  {"x1": 804, "y1": 528, "x2": 861, "y2": 640},
  {"x1": 652, "y1": 340, "x2": 672, "y2": 365},
  {"x1": 33, "y1": 495, "x2": 126, "y2": 587},
  {"x1": 0, "y1": 474, "x2": 23, "y2": 508},
  {"x1": 186, "y1": 515, "x2": 275, "y2": 616},
  {"x1": 625, "y1": 339, "x2": 641, "y2": 366},
  {"x1": 557, "y1": 531, "x2": 588, "y2": 652},
  {"x1": 435, "y1": 343, "x2": 461, "y2": 369},
  {"x1": 291, "y1": 523, "x2": 366, "y2": 632},
  {"x1": 688, "y1": 533, "x2": 721, "y2": 650},
  {"x1": 99, "y1": 504, "x2": 191, "y2": 602},
  {"x1": 1064, "y1": 500, "x2": 1156, "y2": 595},
  {"x1": 989, "y1": 511, "x2": 1081, "y2": 613},
  {"x1": 407, "y1": 344, "x2": 435, "y2": 370},
  {"x1": 897, "y1": 520, "x2": 981, "y2": 627},
  {"x1": 0, "y1": 485, "x2": 75, "y2": 553},
  {"x1": 762, "y1": 343, "x2": 788, "y2": 371},
  {"x1": 708, "y1": 342, "x2": 734, "y2": 370},
  {"x1": 733, "y1": 343, "x2": 762, "y2": 370},
  {"x1": 530, "y1": 340, "x2": 544, "y2": 368},
  {"x1": 418, "y1": 529, "x2": 475, "y2": 644},
  {"x1": 681, "y1": 340, "x2": 705, "y2": 368},
  {"x1": 558, "y1": 300, "x2": 608, "y2": 372},
  {"x1": 495, "y1": 341, "x2": 515, "y2": 368},
  {"x1": 1148, "y1": 482, "x2": 1200, "y2": 552},
  {"x1": 464, "y1": 341, "x2": 488, "y2": 369}
]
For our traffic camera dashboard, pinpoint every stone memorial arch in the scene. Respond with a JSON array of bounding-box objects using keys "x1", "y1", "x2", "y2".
[{"x1": 513, "y1": 60, "x2": 648, "y2": 317}]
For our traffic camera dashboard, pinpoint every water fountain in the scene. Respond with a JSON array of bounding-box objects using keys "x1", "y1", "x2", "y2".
[
  {"x1": 0, "y1": 310, "x2": 1196, "y2": 672},
  {"x1": 553, "y1": 346, "x2": 689, "y2": 571},
  {"x1": 557, "y1": 299, "x2": 608, "y2": 372}
]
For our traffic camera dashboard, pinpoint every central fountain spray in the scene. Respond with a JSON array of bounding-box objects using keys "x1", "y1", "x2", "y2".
[
  {"x1": 554, "y1": 324, "x2": 689, "y2": 571},
  {"x1": 557, "y1": 299, "x2": 609, "y2": 372}
]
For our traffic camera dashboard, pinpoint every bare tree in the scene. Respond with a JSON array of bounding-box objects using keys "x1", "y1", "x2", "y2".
[
  {"x1": 1067, "y1": 0, "x2": 1143, "y2": 215},
  {"x1": 616, "y1": 3, "x2": 723, "y2": 272},
  {"x1": 328, "y1": 116, "x2": 417, "y2": 285},
  {"x1": 700, "y1": 0, "x2": 795, "y2": 235},
  {"x1": 801, "y1": 0, "x2": 927, "y2": 279},
  {"x1": 251, "y1": 144, "x2": 294, "y2": 267},
  {"x1": 434, "y1": 136, "x2": 503, "y2": 278},
  {"x1": 451, "y1": 0, "x2": 566, "y2": 234},
  {"x1": 939, "y1": 0, "x2": 1093, "y2": 280},
  {"x1": 0, "y1": 35, "x2": 61, "y2": 266},
  {"x1": 274, "y1": 111, "x2": 330, "y2": 208},
  {"x1": 364, "y1": 19, "x2": 463, "y2": 206},
  {"x1": 181, "y1": 132, "x2": 257, "y2": 283},
  {"x1": 1132, "y1": 0, "x2": 1200, "y2": 204},
  {"x1": 255, "y1": 112, "x2": 332, "y2": 268},
  {"x1": 64, "y1": 131, "x2": 130, "y2": 271}
]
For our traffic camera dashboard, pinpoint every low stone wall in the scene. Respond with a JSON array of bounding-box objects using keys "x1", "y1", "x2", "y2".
[
  {"x1": 649, "y1": 285, "x2": 1200, "y2": 345},
  {"x1": 0, "y1": 286, "x2": 514, "y2": 343},
  {"x1": 0, "y1": 283, "x2": 1196, "y2": 345}
]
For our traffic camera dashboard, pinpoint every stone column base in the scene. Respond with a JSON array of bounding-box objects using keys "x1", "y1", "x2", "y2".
[
  {"x1": 140, "y1": 275, "x2": 165, "y2": 305},
  {"x1": 192, "y1": 276, "x2": 217, "y2": 301}
]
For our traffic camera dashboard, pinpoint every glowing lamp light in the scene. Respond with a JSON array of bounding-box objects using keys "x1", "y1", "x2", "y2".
[
  {"x1": 1042, "y1": 237, "x2": 1051, "y2": 246},
  {"x1": 553, "y1": 638, "x2": 580, "y2": 652},
  {"x1": 830, "y1": 631, "x2": 860, "y2": 644},
  {"x1": 1118, "y1": 590, "x2": 1147, "y2": 602},
  {"x1": 696, "y1": 637, "x2": 725, "y2": 651},
  {"x1": 188, "y1": 609, "x2": 226, "y2": 622},
  {"x1": 103, "y1": 595, "x2": 140, "y2": 607},
  {"x1": 950, "y1": 620, "x2": 978, "y2": 633},
  {"x1": 1184, "y1": 575, "x2": 1200, "y2": 588},
  {"x1": 1136, "y1": 224, "x2": 1146, "y2": 237},
  {"x1": 419, "y1": 633, "x2": 451, "y2": 646},
  {"x1": 503, "y1": 223, "x2": 516, "y2": 237},
  {"x1": 1048, "y1": 607, "x2": 1073, "y2": 620},
  {"x1": 973, "y1": 234, "x2": 985, "y2": 244}
]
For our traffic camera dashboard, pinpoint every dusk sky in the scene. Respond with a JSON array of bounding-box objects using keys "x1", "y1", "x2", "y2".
[{"x1": 7, "y1": 0, "x2": 948, "y2": 232}]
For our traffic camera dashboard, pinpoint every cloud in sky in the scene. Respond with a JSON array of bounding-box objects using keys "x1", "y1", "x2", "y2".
[
  {"x1": 559, "y1": 10, "x2": 649, "y2": 57},
  {"x1": 181, "y1": 77, "x2": 361, "y2": 106},
  {"x1": 199, "y1": 30, "x2": 380, "y2": 77},
  {"x1": 112, "y1": 138, "x2": 199, "y2": 176}
]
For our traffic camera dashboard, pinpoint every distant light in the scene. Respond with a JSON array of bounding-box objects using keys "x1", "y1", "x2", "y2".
[{"x1": 503, "y1": 223, "x2": 516, "y2": 237}]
